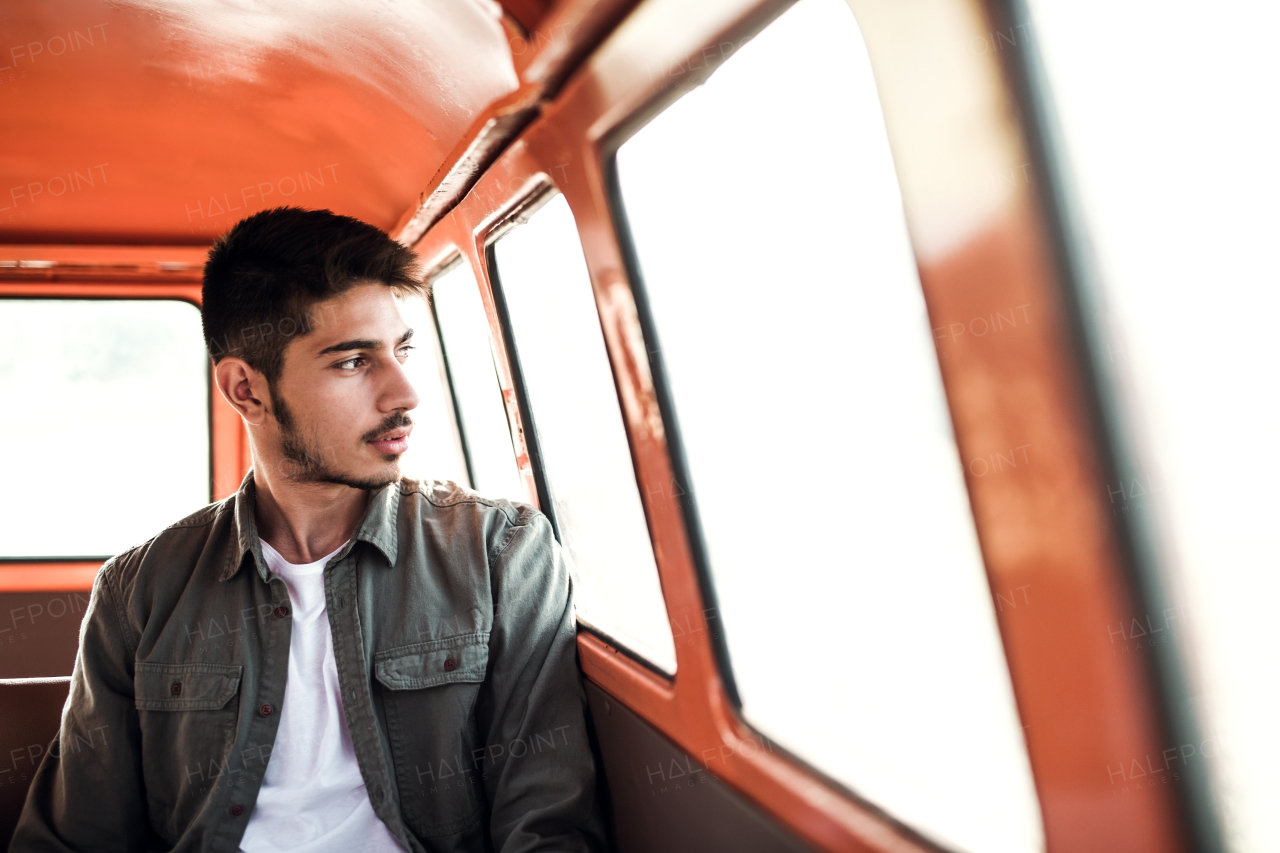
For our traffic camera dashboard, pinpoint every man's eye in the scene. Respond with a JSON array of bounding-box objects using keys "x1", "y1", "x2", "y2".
[
  {"x1": 397, "y1": 345, "x2": 416, "y2": 359},
  {"x1": 336, "y1": 356, "x2": 366, "y2": 370}
]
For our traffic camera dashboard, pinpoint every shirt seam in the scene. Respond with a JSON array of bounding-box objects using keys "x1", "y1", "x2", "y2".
[
  {"x1": 488, "y1": 511, "x2": 544, "y2": 565},
  {"x1": 100, "y1": 564, "x2": 141, "y2": 662},
  {"x1": 415, "y1": 481, "x2": 519, "y2": 526},
  {"x1": 373, "y1": 631, "x2": 491, "y2": 661}
]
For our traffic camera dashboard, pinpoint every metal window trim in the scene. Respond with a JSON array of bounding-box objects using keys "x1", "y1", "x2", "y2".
[{"x1": 987, "y1": 1, "x2": 1223, "y2": 849}]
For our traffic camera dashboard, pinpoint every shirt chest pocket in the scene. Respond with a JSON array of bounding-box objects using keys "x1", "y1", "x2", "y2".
[
  {"x1": 374, "y1": 632, "x2": 490, "y2": 840},
  {"x1": 135, "y1": 662, "x2": 243, "y2": 711},
  {"x1": 133, "y1": 662, "x2": 244, "y2": 837}
]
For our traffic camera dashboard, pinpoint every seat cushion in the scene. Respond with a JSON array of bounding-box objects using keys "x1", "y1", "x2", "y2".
[{"x1": 0, "y1": 677, "x2": 71, "y2": 852}]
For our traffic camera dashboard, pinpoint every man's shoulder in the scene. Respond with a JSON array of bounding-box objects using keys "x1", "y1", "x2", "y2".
[
  {"x1": 397, "y1": 478, "x2": 550, "y2": 558},
  {"x1": 398, "y1": 477, "x2": 540, "y2": 526},
  {"x1": 100, "y1": 496, "x2": 235, "y2": 592}
]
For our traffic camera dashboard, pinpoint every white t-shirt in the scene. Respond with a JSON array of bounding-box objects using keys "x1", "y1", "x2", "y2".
[{"x1": 239, "y1": 539, "x2": 406, "y2": 853}]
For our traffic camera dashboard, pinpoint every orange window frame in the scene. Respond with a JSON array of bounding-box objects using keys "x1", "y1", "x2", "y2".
[
  {"x1": 411, "y1": 0, "x2": 1189, "y2": 851},
  {"x1": 0, "y1": 259, "x2": 250, "y2": 593}
]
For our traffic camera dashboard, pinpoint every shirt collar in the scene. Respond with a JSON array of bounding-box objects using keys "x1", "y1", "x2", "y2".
[{"x1": 219, "y1": 469, "x2": 402, "y2": 583}]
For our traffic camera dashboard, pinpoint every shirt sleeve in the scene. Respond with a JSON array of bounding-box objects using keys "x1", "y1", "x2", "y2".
[
  {"x1": 479, "y1": 511, "x2": 608, "y2": 853},
  {"x1": 10, "y1": 565, "x2": 156, "y2": 852}
]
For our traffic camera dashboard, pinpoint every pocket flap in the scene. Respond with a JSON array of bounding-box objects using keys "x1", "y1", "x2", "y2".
[
  {"x1": 375, "y1": 632, "x2": 490, "y2": 690},
  {"x1": 135, "y1": 662, "x2": 243, "y2": 711}
]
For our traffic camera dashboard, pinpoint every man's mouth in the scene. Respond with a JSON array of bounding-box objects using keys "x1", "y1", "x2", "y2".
[{"x1": 368, "y1": 425, "x2": 413, "y2": 455}]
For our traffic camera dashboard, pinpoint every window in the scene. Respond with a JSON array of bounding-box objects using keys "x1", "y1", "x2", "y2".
[
  {"x1": 490, "y1": 193, "x2": 676, "y2": 673},
  {"x1": 429, "y1": 260, "x2": 524, "y2": 500},
  {"x1": 1027, "y1": 3, "x2": 1280, "y2": 849},
  {"x1": 612, "y1": 1, "x2": 1042, "y2": 851},
  {"x1": 393, "y1": 292, "x2": 470, "y2": 487},
  {"x1": 0, "y1": 299, "x2": 210, "y2": 558}
]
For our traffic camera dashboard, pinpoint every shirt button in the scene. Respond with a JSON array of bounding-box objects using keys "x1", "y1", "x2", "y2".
[
  {"x1": 170, "y1": 682, "x2": 182, "y2": 696},
  {"x1": 259, "y1": 703, "x2": 274, "y2": 716},
  {"x1": 273, "y1": 606, "x2": 288, "y2": 618},
  {"x1": 230, "y1": 804, "x2": 244, "y2": 817},
  {"x1": 443, "y1": 658, "x2": 457, "y2": 672}
]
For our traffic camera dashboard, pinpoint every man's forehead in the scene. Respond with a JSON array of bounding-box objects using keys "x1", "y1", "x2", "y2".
[
  {"x1": 314, "y1": 280, "x2": 402, "y2": 316},
  {"x1": 298, "y1": 284, "x2": 411, "y2": 354}
]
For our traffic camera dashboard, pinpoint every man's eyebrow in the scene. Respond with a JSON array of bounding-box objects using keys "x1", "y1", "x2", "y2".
[
  {"x1": 316, "y1": 339, "x2": 379, "y2": 357},
  {"x1": 316, "y1": 328, "x2": 414, "y2": 357}
]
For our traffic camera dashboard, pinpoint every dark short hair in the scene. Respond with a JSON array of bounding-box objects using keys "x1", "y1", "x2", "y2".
[{"x1": 201, "y1": 206, "x2": 424, "y2": 382}]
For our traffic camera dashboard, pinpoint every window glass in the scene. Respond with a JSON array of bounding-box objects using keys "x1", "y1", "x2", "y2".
[
  {"x1": 393, "y1": 293, "x2": 470, "y2": 487},
  {"x1": 0, "y1": 299, "x2": 210, "y2": 558},
  {"x1": 1026, "y1": 3, "x2": 1280, "y2": 849},
  {"x1": 491, "y1": 194, "x2": 677, "y2": 673},
  {"x1": 612, "y1": 1, "x2": 1043, "y2": 851},
  {"x1": 429, "y1": 260, "x2": 524, "y2": 500}
]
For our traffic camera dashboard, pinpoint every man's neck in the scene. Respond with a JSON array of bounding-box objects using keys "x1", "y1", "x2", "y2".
[{"x1": 252, "y1": 463, "x2": 370, "y2": 565}]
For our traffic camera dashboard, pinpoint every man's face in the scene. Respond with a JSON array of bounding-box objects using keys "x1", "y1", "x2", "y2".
[{"x1": 267, "y1": 281, "x2": 420, "y2": 490}]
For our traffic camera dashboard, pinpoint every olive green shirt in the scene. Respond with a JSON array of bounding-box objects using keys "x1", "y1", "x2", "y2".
[{"x1": 12, "y1": 473, "x2": 605, "y2": 852}]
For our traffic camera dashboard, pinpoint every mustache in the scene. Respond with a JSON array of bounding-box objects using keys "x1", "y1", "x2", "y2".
[{"x1": 360, "y1": 412, "x2": 414, "y2": 443}]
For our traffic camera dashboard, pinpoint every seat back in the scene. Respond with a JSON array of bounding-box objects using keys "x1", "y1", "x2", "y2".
[
  {"x1": 0, "y1": 592, "x2": 85, "y2": 679},
  {"x1": 0, "y1": 677, "x2": 71, "y2": 852}
]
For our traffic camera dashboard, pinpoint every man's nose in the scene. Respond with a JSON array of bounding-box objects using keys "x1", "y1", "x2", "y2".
[{"x1": 382, "y1": 356, "x2": 421, "y2": 413}]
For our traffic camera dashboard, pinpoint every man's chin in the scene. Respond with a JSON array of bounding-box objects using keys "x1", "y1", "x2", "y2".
[
  {"x1": 326, "y1": 471, "x2": 401, "y2": 491},
  {"x1": 342, "y1": 460, "x2": 404, "y2": 490},
  {"x1": 289, "y1": 461, "x2": 402, "y2": 491}
]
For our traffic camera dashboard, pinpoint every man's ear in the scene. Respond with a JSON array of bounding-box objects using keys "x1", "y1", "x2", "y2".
[{"x1": 214, "y1": 357, "x2": 271, "y2": 427}]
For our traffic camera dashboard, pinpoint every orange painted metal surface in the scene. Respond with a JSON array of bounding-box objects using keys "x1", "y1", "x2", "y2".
[
  {"x1": 0, "y1": 245, "x2": 206, "y2": 279},
  {"x1": 499, "y1": 0, "x2": 554, "y2": 34},
  {"x1": 0, "y1": 0, "x2": 634, "y2": 248},
  {"x1": 391, "y1": 0, "x2": 642, "y2": 249},
  {"x1": 0, "y1": 0, "x2": 519, "y2": 245},
  {"x1": 920, "y1": 192, "x2": 1188, "y2": 853},
  {"x1": 0, "y1": 564, "x2": 102, "y2": 593}
]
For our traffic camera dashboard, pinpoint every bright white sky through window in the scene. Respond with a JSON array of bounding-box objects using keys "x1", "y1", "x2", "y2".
[
  {"x1": 492, "y1": 194, "x2": 677, "y2": 673},
  {"x1": 393, "y1": 291, "x2": 470, "y2": 488},
  {"x1": 0, "y1": 299, "x2": 209, "y2": 557},
  {"x1": 430, "y1": 261, "x2": 524, "y2": 501},
  {"x1": 1026, "y1": 3, "x2": 1280, "y2": 850}
]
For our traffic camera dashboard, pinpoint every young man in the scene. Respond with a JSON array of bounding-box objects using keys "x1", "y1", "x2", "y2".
[{"x1": 13, "y1": 207, "x2": 606, "y2": 853}]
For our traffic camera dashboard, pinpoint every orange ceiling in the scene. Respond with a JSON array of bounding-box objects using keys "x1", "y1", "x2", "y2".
[{"x1": 0, "y1": 0, "x2": 531, "y2": 244}]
